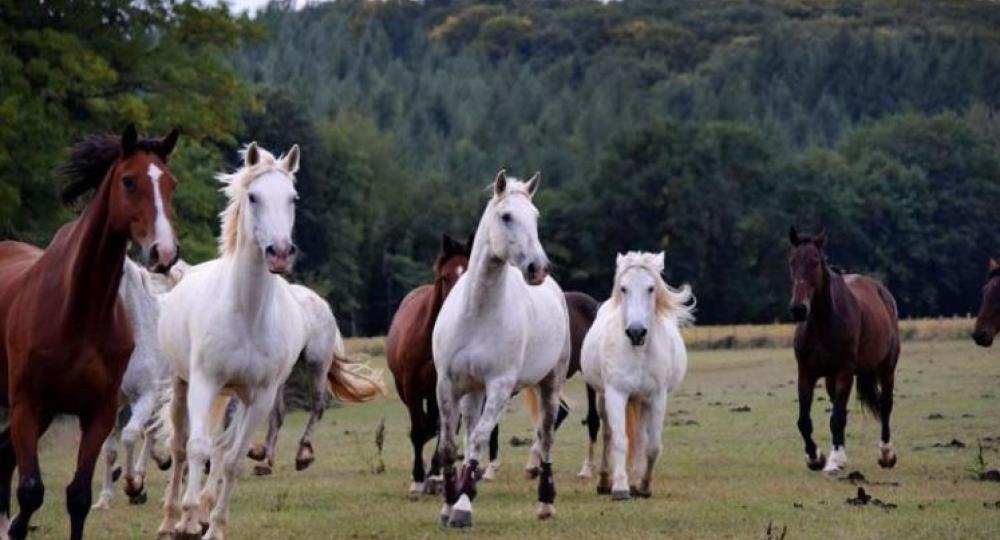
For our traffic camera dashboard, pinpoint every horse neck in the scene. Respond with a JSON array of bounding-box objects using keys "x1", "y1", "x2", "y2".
[
  {"x1": 226, "y1": 230, "x2": 278, "y2": 324},
  {"x1": 808, "y1": 264, "x2": 847, "y2": 325},
  {"x1": 464, "y1": 212, "x2": 509, "y2": 312},
  {"x1": 57, "y1": 179, "x2": 129, "y2": 326}
]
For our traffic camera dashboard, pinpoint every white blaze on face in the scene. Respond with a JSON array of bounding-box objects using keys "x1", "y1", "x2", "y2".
[
  {"x1": 147, "y1": 163, "x2": 175, "y2": 249},
  {"x1": 455, "y1": 266, "x2": 464, "y2": 279}
]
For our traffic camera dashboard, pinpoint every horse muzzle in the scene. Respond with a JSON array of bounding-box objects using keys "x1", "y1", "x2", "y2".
[
  {"x1": 972, "y1": 328, "x2": 994, "y2": 348},
  {"x1": 148, "y1": 242, "x2": 179, "y2": 274},
  {"x1": 523, "y1": 261, "x2": 548, "y2": 286},
  {"x1": 625, "y1": 324, "x2": 647, "y2": 347},
  {"x1": 790, "y1": 303, "x2": 809, "y2": 322},
  {"x1": 265, "y1": 243, "x2": 297, "y2": 275}
]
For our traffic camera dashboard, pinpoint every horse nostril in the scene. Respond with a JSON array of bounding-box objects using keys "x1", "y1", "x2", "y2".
[
  {"x1": 527, "y1": 262, "x2": 537, "y2": 277},
  {"x1": 289, "y1": 244, "x2": 298, "y2": 256},
  {"x1": 150, "y1": 244, "x2": 160, "y2": 263},
  {"x1": 265, "y1": 245, "x2": 276, "y2": 257}
]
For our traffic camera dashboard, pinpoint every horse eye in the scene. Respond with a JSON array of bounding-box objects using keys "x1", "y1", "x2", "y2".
[
  {"x1": 647, "y1": 286, "x2": 654, "y2": 294},
  {"x1": 620, "y1": 286, "x2": 627, "y2": 294},
  {"x1": 122, "y1": 176, "x2": 136, "y2": 192},
  {"x1": 248, "y1": 193, "x2": 257, "y2": 204},
  {"x1": 501, "y1": 212, "x2": 512, "y2": 223}
]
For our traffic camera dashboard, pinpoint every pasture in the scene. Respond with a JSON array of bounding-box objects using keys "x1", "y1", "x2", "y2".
[{"x1": 24, "y1": 339, "x2": 1000, "y2": 539}]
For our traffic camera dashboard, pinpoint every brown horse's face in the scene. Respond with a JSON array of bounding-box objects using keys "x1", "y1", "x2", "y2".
[
  {"x1": 434, "y1": 233, "x2": 472, "y2": 299},
  {"x1": 108, "y1": 126, "x2": 180, "y2": 273},
  {"x1": 972, "y1": 258, "x2": 1000, "y2": 347},
  {"x1": 788, "y1": 228, "x2": 827, "y2": 322}
]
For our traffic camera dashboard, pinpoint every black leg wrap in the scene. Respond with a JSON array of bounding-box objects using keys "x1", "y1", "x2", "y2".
[
  {"x1": 537, "y1": 462, "x2": 555, "y2": 504},
  {"x1": 459, "y1": 460, "x2": 479, "y2": 502},
  {"x1": 443, "y1": 466, "x2": 459, "y2": 505}
]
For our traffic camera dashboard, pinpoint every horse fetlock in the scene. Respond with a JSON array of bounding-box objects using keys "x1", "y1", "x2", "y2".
[
  {"x1": 878, "y1": 441, "x2": 897, "y2": 469},
  {"x1": 596, "y1": 472, "x2": 612, "y2": 494},
  {"x1": 482, "y1": 460, "x2": 499, "y2": 482},
  {"x1": 294, "y1": 441, "x2": 315, "y2": 471},
  {"x1": 805, "y1": 451, "x2": 826, "y2": 471},
  {"x1": 823, "y1": 447, "x2": 847, "y2": 474}
]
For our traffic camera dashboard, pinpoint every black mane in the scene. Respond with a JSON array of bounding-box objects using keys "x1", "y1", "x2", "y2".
[{"x1": 58, "y1": 134, "x2": 162, "y2": 205}]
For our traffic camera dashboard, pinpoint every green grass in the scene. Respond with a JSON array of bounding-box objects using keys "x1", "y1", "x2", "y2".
[{"x1": 25, "y1": 340, "x2": 1000, "y2": 539}]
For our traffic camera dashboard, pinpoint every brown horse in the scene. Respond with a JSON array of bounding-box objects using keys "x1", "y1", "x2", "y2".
[
  {"x1": 387, "y1": 234, "x2": 472, "y2": 496},
  {"x1": 787, "y1": 228, "x2": 900, "y2": 474},
  {"x1": 972, "y1": 257, "x2": 1000, "y2": 347},
  {"x1": 0, "y1": 125, "x2": 180, "y2": 540}
]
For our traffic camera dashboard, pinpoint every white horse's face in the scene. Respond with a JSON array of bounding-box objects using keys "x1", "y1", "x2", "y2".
[
  {"x1": 618, "y1": 264, "x2": 658, "y2": 347},
  {"x1": 244, "y1": 169, "x2": 299, "y2": 275},
  {"x1": 488, "y1": 171, "x2": 548, "y2": 285}
]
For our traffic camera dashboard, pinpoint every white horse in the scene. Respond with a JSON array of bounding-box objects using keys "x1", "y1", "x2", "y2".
[
  {"x1": 432, "y1": 170, "x2": 570, "y2": 528},
  {"x1": 581, "y1": 251, "x2": 693, "y2": 501},
  {"x1": 156, "y1": 143, "x2": 380, "y2": 540},
  {"x1": 92, "y1": 258, "x2": 184, "y2": 510},
  {"x1": 247, "y1": 283, "x2": 383, "y2": 476}
]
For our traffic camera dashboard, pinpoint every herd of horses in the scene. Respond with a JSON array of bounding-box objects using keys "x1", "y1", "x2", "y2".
[{"x1": 0, "y1": 126, "x2": 996, "y2": 539}]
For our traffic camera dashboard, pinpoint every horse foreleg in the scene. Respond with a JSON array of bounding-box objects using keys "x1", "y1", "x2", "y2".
[
  {"x1": 8, "y1": 405, "x2": 52, "y2": 540},
  {"x1": 458, "y1": 390, "x2": 485, "y2": 487},
  {"x1": 122, "y1": 394, "x2": 156, "y2": 504},
  {"x1": 796, "y1": 369, "x2": 824, "y2": 471},
  {"x1": 66, "y1": 406, "x2": 117, "y2": 540},
  {"x1": 177, "y1": 376, "x2": 220, "y2": 538},
  {"x1": 824, "y1": 370, "x2": 853, "y2": 474},
  {"x1": 249, "y1": 385, "x2": 284, "y2": 476},
  {"x1": 534, "y1": 372, "x2": 560, "y2": 519},
  {"x1": 877, "y1": 364, "x2": 897, "y2": 468},
  {"x1": 296, "y1": 364, "x2": 329, "y2": 472},
  {"x1": 603, "y1": 388, "x2": 631, "y2": 501},
  {"x1": 158, "y1": 379, "x2": 189, "y2": 539},
  {"x1": 91, "y1": 424, "x2": 120, "y2": 510},
  {"x1": 635, "y1": 391, "x2": 666, "y2": 499},
  {"x1": 578, "y1": 384, "x2": 600, "y2": 479},
  {"x1": 435, "y1": 376, "x2": 463, "y2": 527},
  {"x1": 205, "y1": 389, "x2": 274, "y2": 540}
]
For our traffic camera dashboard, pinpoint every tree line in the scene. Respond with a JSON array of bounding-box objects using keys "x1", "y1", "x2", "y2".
[{"x1": 3, "y1": 0, "x2": 1000, "y2": 335}]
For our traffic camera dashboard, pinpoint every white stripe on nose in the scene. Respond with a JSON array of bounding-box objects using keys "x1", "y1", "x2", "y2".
[{"x1": 147, "y1": 163, "x2": 175, "y2": 249}]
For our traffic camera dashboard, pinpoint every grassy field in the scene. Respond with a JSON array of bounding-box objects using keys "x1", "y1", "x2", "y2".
[{"x1": 23, "y1": 339, "x2": 1000, "y2": 539}]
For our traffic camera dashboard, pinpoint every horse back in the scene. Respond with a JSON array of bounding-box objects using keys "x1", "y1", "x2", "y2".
[
  {"x1": 386, "y1": 285, "x2": 436, "y2": 402},
  {"x1": 564, "y1": 291, "x2": 598, "y2": 378},
  {"x1": 845, "y1": 274, "x2": 899, "y2": 368}
]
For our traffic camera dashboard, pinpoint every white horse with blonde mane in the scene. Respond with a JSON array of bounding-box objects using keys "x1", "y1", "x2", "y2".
[
  {"x1": 432, "y1": 170, "x2": 570, "y2": 528},
  {"x1": 581, "y1": 251, "x2": 693, "y2": 501},
  {"x1": 156, "y1": 143, "x2": 381, "y2": 539}
]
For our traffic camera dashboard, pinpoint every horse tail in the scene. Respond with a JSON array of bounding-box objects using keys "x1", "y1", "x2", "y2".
[
  {"x1": 625, "y1": 400, "x2": 641, "y2": 470},
  {"x1": 855, "y1": 372, "x2": 883, "y2": 421},
  {"x1": 524, "y1": 388, "x2": 541, "y2": 426},
  {"x1": 327, "y1": 334, "x2": 385, "y2": 403}
]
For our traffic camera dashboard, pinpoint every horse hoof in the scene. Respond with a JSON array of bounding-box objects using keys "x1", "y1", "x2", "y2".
[
  {"x1": 91, "y1": 498, "x2": 111, "y2": 511},
  {"x1": 252, "y1": 464, "x2": 272, "y2": 476},
  {"x1": 596, "y1": 482, "x2": 611, "y2": 495},
  {"x1": 128, "y1": 491, "x2": 148, "y2": 505},
  {"x1": 537, "y1": 502, "x2": 556, "y2": 520},
  {"x1": 878, "y1": 454, "x2": 897, "y2": 469},
  {"x1": 482, "y1": 463, "x2": 498, "y2": 482},
  {"x1": 156, "y1": 456, "x2": 173, "y2": 471},
  {"x1": 577, "y1": 465, "x2": 594, "y2": 479},
  {"x1": 247, "y1": 444, "x2": 266, "y2": 462},
  {"x1": 610, "y1": 489, "x2": 631, "y2": 501},
  {"x1": 111, "y1": 465, "x2": 123, "y2": 483},
  {"x1": 447, "y1": 495, "x2": 473, "y2": 528},
  {"x1": 439, "y1": 504, "x2": 452, "y2": 527},
  {"x1": 525, "y1": 466, "x2": 540, "y2": 480},
  {"x1": 806, "y1": 452, "x2": 826, "y2": 471},
  {"x1": 295, "y1": 456, "x2": 315, "y2": 472},
  {"x1": 630, "y1": 486, "x2": 651, "y2": 499}
]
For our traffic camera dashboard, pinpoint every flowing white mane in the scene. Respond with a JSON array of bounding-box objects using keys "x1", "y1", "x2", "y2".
[
  {"x1": 611, "y1": 251, "x2": 695, "y2": 326},
  {"x1": 216, "y1": 145, "x2": 296, "y2": 256}
]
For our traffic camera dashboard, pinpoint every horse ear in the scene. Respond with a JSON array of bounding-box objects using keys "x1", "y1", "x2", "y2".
[
  {"x1": 282, "y1": 144, "x2": 300, "y2": 174},
  {"x1": 494, "y1": 169, "x2": 507, "y2": 197},
  {"x1": 441, "y1": 234, "x2": 459, "y2": 256},
  {"x1": 121, "y1": 123, "x2": 138, "y2": 156},
  {"x1": 157, "y1": 128, "x2": 180, "y2": 161},
  {"x1": 616, "y1": 252, "x2": 626, "y2": 268},
  {"x1": 245, "y1": 142, "x2": 260, "y2": 167},
  {"x1": 788, "y1": 227, "x2": 801, "y2": 246},
  {"x1": 653, "y1": 251, "x2": 665, "y2": 272},
  {"x1": 989, "y1": 257, "x2": 1000, "y2": 273},
  {"x1": 526, "y1": 171, "x2": 541, "y2": 197},
  {"x1": 814, "y1": 228, "x2": 828, "y2": 250}
]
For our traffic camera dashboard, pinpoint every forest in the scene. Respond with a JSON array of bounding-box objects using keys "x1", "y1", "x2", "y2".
[{"x1": 3, "y1": 0, "x2": 1000, "y2": 335}]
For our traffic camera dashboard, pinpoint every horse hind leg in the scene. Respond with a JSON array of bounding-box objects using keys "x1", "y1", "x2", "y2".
[
  {"x1": 534, "y1": 372, "x2": 561, "y2": 519},
  {"x1": 407, "y1": 398, "x2": 430, "y2": 497},
  {"x1": 296, "y1": 363, "x2": 329, "y2": 471},
  {"x1": 158, "y1": 379, "x2": 189, "y2": 539},
  {"x1": 122, "y1": 394, "x2": 157, "y2": 504},
  {"x1": 577, "y1": 384, "x2": 600, "y2": 479},
  {"x1": 595, "y1": 392, "x2": 612, "y2": 495},
  {"x1": 435, "y1": 377, "x2": 462, "y2": 527},
  {"x1": 634, "y1": 392, "x2": 667, "y2": 499},
  {"x1": 876, "y1": 362, "x2": 897, "y2": 469},
  {"x1": 249, "y1": 384, "x2": 284, "y2": 476}
]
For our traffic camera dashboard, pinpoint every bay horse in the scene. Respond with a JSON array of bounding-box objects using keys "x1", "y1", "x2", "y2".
[
  {"x1": 156, "y1": 143, "x2": 381, "y2": 540},
  {"x1": 0, "y1": 124, "x2": 180, "y2": 540},
  {"x1": 787, "y1": 228, "x2": 900, "y2": 474},
  {"x1": 581, "y1": 251, "x2": 693, "y2": 500},
  {"x1": 972, "y1": 257, "x2": 1000, "y2": 347},
  {"x1": 433, "y1": 170, "x2": 570, "y2": 527},
  {"x1": 246, "y1": 282, "x2": 383, "y2": 476}
]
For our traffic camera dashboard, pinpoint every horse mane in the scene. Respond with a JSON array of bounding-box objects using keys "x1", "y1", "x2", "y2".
[
  {"x1": 217, "y1": 145, "x2": 295, "y2": 256},
  {"x1": 59, "y1": 134, "x2": 162, "y2": 204},
  {"x1": 611, "y1": 251, "x2": 696, "y2": 327}
]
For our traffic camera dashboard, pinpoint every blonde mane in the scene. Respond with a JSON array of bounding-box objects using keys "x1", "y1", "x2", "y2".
[
  {"x1": 611, "y1": 251, "x2": 695, "y2": 326},
  {"x1": 216, "y1": 145, "x2": 296, "y2": 256}
]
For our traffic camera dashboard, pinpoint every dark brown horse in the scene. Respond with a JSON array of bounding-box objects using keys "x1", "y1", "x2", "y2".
[
  {"x1": 0, "y1": 125, "x2": 179, "y2": 540},
  {"x1": 972, "y1": 257, "x2": 1000, "y2": 347},
  {"x1": 387, "y1": 234, "x2": 472, "y2": 496},
  {"x1": 787, "y1": 228, "x2": 900, "y2": 474}
]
